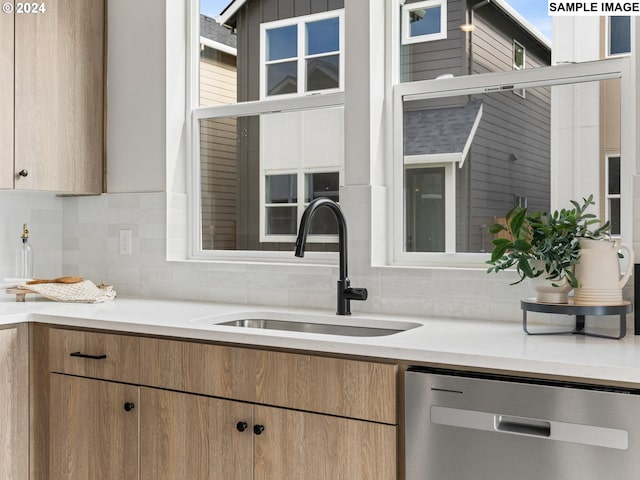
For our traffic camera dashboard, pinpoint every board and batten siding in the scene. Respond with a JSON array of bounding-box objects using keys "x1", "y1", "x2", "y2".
[
  {"x1": 200, "y1": 48, "x2": 238, "y2": 250},
  {"x1": 400, "y1": 0, "x2": 467, "y2": 82},
  {"x1": 232, "y1": 0, "x2": 343, "y2": 251}
]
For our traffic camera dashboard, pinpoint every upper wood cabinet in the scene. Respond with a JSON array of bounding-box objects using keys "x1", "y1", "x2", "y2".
[
  {"x1": 0, "y1": 3, "x2": 13, "y2": 189},
  {"x1": 4, "y1": 0, "x2": 105, "y2": 193}
]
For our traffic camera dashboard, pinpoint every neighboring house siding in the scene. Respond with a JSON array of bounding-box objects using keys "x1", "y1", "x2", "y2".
[
  {"x1": 200, "y1": 34, "x2": 238, "y2": 250},
  {"x1": 401, "y1": 0, "x2": 467, "y2": 82},
  {"x1": 460, "y1": 8, "x2": 551, "y2": 252},
  {"x1": 234, "y1": 0, "x2": 343, "y2": 251}
]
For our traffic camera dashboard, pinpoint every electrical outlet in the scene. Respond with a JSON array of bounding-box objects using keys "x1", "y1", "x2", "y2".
[{"x1": 119, "y1": 230, "x2": 132, "y2": 256}]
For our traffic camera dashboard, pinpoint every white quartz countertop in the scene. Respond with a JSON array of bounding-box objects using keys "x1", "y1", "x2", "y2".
[{"x1": 2, "y1": 296, "x2": 640, "y2": 387}]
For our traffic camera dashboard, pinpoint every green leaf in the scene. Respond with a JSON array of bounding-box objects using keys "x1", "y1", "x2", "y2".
[{"x1": 509, "y1": 208, "x2": 527, "y2": 237}]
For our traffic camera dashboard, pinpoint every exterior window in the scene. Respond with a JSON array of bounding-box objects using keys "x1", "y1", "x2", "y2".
[
  {"x1": 401, "y1": 0, "x2": 447, "y2": 45},
  {"x1": 261, "y1": 170, "x2": 341, "y2": 242},
  {"x1": 193, "y1": 4, "x2": 344, "y2": 258},
  {"x1": 607, "y1": 16, "x2": 631, "y2": 57},
  {"x1": 261, "y1": 11, "x2": 343, "y2": 99},
  {"x1": 265, "y1": 174, "x2": 298, "y2": 235},
  {"x1": 392, "y1": 62, "x2": 624, "y2": 263},
  {"x1": 606, "y1": 155, "x2": 621, "y2": 236},
  {"x1": 513, "y1": 40, "x2": 526, "y2": 97}
]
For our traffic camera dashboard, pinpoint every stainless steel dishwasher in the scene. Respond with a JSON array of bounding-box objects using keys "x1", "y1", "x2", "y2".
[{"x1": 405, "y1": 367, "x2": 640, "y2": 480}]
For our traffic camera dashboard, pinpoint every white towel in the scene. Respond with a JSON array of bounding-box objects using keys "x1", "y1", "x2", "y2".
[{"x1": 19, "y1": 280, "x2": 116, "y2": 303}]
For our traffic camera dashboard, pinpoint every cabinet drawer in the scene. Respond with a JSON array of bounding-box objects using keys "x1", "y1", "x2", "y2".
[
  {"x1": 49, "y1": 329, "x2": 140, "y2": 384},
  {"x1": 140, "y1": 338, "x2": 397, "y2": 424}
]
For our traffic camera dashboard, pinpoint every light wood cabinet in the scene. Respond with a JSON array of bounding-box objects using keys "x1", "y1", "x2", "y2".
[
  {"x1": 48, "y1": 328, "x2": 140, "y2": 384},
  {"x1": 140, "y1": 388, "x2": 253, "y2": 480},
  {"x1": 253, "y1": 405, "x2": 396, "y2": 480},
  {"x1": 2, "y1": 0, "x2": 104, "y2": 193},
  {"x1": 0, "y1": 324, "x2": 29, "y2": 480},
  {"x1": 45, "y1": 328, "x2": 398, "y2": 480},
  {"x1": 0, "y1": 2, "x2": 13, "y2": 189},
  {"x1": 140, "y1": 388, "x2": 396, "y2": 480},
  {"x1": 49, "y1": 374, "x2": 138, "y2": 480},
  {"x1": 140, "y1": 337, "x2": 397, "y2": 423}
]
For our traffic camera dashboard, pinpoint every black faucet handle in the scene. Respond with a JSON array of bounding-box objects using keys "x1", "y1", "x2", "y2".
[{"x1": 344, "y1": 287, "x2": 368, "y2": 301}]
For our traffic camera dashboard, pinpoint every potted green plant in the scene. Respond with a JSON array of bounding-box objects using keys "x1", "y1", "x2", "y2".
[{"x1": 486, "y1": 195, "x2": 610, "y2": 303}]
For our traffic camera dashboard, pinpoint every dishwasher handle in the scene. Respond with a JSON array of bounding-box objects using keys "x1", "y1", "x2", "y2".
[{"x1": 495, "y1": 415, "x2": 551, "y2": 438}]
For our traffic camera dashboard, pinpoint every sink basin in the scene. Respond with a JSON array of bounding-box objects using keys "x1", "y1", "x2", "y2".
[{"x1": 195, "y1": 311, "x2": 421, "y2": 337}]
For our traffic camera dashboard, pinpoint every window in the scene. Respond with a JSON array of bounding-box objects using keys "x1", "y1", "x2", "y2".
[
  {"x1": 513, "y1": 40, "x2": 525, "y2": 70},
  {"x1": 261, "y1": 11, "x2": 344, "y2": 99},
  {"x1": 606, "y1": 155, "x2": 621, "y2": 235},
  {"x1": 401, "y1": 0, "x2": 447, "y2": 45},
  {"x1": 192, "y1": 4, "x2": 345, "y2": 259},
  {"x1": 513, "y1": 40, "x2": 526, "y2": 97},
  {"x1": 392, "y1": 60, "x2": 626, "y2": 265},
  {"x1": 261, "y1": 170, "x2": 341, "y2": 242},
  {"x1": 607, "y1": 16, "x2": 631, "y2": 57}
]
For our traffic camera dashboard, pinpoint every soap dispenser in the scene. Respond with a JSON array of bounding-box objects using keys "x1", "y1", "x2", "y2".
[{"x1": 15, "y1": 223, "x2": 33, "y2": 280}]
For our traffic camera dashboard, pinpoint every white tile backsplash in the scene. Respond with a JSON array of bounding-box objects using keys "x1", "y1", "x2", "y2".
[
  {"x1": 0, "y1": 191, "x2": 64, "y2": 280},
  {"x1": 5, "y1": 188, "x2": 630, "y2": 325}
]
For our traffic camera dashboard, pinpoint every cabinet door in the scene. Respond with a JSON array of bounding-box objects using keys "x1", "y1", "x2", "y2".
[
  {"x1": 14, "y1": 0, "x2": 104, "y2": 193},
  {"x1": 140, "y1": 388, "x2": 253, "y2": 480},
  {"x1": 0, "y1": 1, "x2": 13, "y2": 189},
  {"x1": 49, "y1": 374, "x2": 138, "y2": 480},
  {"x1": 0, "y1": 325, "x2": 29, "y2": 480},
  {"x1": 254, "y1": 405, "x2": 397, "y2": 480}
]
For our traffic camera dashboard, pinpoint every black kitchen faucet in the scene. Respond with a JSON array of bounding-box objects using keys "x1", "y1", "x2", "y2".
[{"x1": 294, "y1": 197, "x2": 368, "y2": 315}]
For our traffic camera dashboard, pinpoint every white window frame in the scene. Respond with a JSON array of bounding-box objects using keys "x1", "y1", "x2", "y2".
[
  {"x1": 259, "y1": 168, "x2": 342, "y2": 243},
  {"x1": 401, "y1": 0, "x2": 447, "y2": 45},
  {"x1": 260, "y1": 10, "x2": 345, "y2": 100},
  {"x1": 605, "y1": 154, "x2": 621, "y2": 237},
  {"x1": 391, "y1": 58, "x2": 632, "y2": 267},
  {"x1": 606, "y1": 16, "x2": 631, "y2": 58}
]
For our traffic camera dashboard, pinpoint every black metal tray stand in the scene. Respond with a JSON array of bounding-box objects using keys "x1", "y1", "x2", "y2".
[{"x1": 521, "y1": 298, "x2": 632, "y2": 339}]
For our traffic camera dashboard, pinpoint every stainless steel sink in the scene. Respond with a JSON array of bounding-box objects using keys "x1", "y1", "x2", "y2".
[{"x1": 215, "y1": 317, "x2": 420, "y2": 337}]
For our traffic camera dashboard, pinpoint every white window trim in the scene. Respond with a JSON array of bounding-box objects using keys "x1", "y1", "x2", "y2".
[
  {"x1": 391, "y1": 58, "x2": 631, "y2": 267},
  {"x1": 259, "y1": 10, "x2": 345, "y2": 100},
  {"x1": 259, "y1": 168, "x2": 342, "y2": 244},
  {"x1": 605, "y1": 16, "x2": 632, "y2": 58},
  {"x1": 401, "y1": 0, "x2": 447, "y2": 45},
  {"x1": 605, "y1": 154, "x2": 621, "y2": 237}
]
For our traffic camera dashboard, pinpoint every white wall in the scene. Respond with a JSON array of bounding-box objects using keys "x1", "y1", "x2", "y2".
[{"x1": 106, "y1": 0, "x2": 167, "y2": 193}]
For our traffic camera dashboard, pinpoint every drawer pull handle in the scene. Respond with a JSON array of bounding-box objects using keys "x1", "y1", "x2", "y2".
[
  {"x1": 70, "y1": 351, "x2": 107, "y2": 360},
  {"x1": 124, "y1": 402, "x2": 135, "y2": 412},
  {"x1": 253, "y1": 424, "x2": 265, "y2": 435}
]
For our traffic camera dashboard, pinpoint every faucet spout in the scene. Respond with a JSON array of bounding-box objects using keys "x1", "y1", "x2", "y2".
[{"x1": 295, "y1": 197, "x2": 367, "y2": 315}]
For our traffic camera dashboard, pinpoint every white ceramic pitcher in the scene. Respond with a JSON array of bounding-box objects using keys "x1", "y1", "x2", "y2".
[{"x1": 574, "y1": 238, "x2": 634, "y2": 305}]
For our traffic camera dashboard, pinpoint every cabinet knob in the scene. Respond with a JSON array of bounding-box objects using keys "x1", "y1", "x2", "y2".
[
  {"x1": 236, "y1": 421, "x2": 248, "y2": 432},
  {"x1": 253, "y1": 424, "x2": 265, "y2": 435},
  {"x1": 18, "y1": 169, "x2": 28, "y2": 177},
  {"x1": 124, "y1": 402, "x2": 135, "y2": 412}
]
